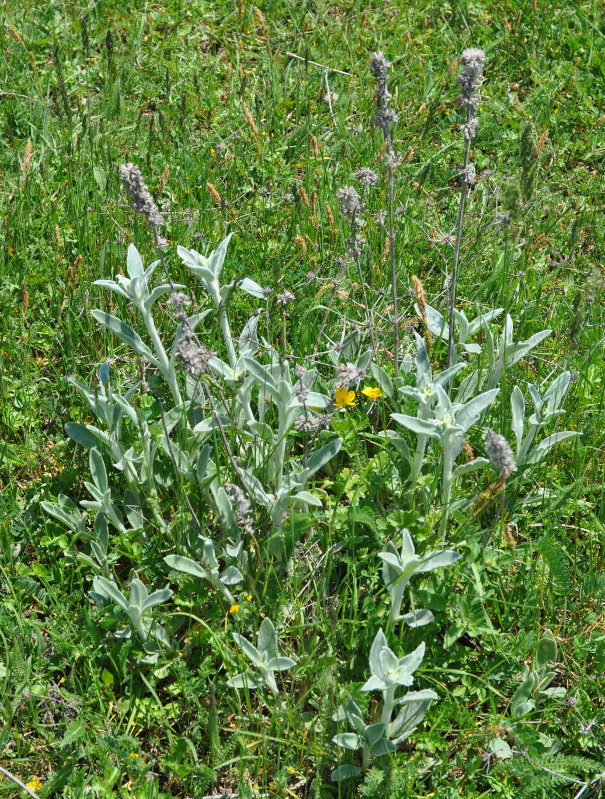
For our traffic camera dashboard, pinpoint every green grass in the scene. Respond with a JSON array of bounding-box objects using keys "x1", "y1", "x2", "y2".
[{"x1": 1, "y1": 0, "x2": 604, "y2": 797}]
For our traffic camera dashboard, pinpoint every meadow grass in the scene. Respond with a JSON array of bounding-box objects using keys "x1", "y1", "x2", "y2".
[{"x1": 0, "y1": 1, "x2": 604, "y2": 797}]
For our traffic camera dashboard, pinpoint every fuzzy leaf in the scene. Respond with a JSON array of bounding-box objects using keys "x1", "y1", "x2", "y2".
[
  {"x1": 257, "y1": 618, "x2": 278, "y2": 661},
  {"x1": 510, "y1": 386, "x2": 525, "y2": 453},
  {"x1": 141, "y1": 588, "x2": 173, "y2": 612},
  {"x1": 233, "y1": 633, "x2": 263, "y2": 668},
  {"x1": 164, "y1": 554, "x2": 208, "y2": 580},
  {"x1": 91, "y1": 310, "x2": 158, "y2": 365},
  {"x1": 332, "y1": 733, "x2": 361, "y2": 751},
  {"x1": 391, "y1": 414, "x2": 440, "y2": 438},
  {"x1": 330, "y1": 764, "x2": 361, "y2": 782},
  {"x1": 401, "y1": 609, "x2": 434, "y2": 627},
  {"x1": 89, "y1": 448, "x2": 108, "y2": 494},
  {"x1": 363, "y1": 722, "x2": 387, "y2": 747},
  {"x1": 126, "y1": 243, "x2": 144, "y2": 278}
]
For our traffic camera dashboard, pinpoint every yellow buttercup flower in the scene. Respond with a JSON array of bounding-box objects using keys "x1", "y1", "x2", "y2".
[
  {"x1": 26, "y1": 777, "x2": 43, "y2": 791},
  {"x1": 229, "y1": 604, "x2": 239, "y2": 614},
  {"x1": 361, "y1": 386, "x2": 383, "y2": 400},
  {"x1": 334, "y1": 387, "x2": 356, "y2": 409}
]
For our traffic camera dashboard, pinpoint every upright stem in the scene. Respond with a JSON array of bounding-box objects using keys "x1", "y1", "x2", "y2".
[
  {"x1": 446, "y1": 109, "x2": 472, "y2": 374},
  {"x1": 386, "y1": 131, "x2": 399, "y2": 376},
  {"x1": 216, "y1": 297, "x2": 238, "y2": 369},
  {"x1": 439, "y1": 442, "x2": 455, "y2": 542}
]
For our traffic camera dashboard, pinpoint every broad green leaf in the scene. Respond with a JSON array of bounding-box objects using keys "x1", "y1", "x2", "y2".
[
  {"x1": 239, "y1": 277, "x2": 267, "y2": 298},
  {"x1": 126, "y1": 243, "x2": 144, "y2": 278},
  {"x1": 330, "y1": 764, "x2": 360, "y2": 782},
  {"x1": 92, "y1": 576, "x2": 129, "y2": 610},
  {"x1": 141, "y1": 588, "x2": 173, "y2": 612},
  {"x1": 332, "y1": 733, "x2": 361, "y2": 751},
  {"x1": 232, "y1": 633, "x2": 263, "y2": 668},
  {"x1": 91, "y1": 310, "x2": 158, "y2": 365},
  {"x1": 401, "y1": 609, "x2": 434, "y2": 627},
  {"x1": 370, "y1": 362, "x2": 394, "y2": 398},
  {"x1": 391, "y1": 414, "x2": 440, "y2": 438},
  {"x1": 524, "y1": 431, "x2": 579, "y2": 465},
  {"x1": 268, "y1": 656, "x2": 296, "y2": 671},
  {"x1": 89, "y1": 448, "x2": 108, "y2": 494},
  {"x1": 164, "y1": 555, "x2": 208, "y2": 580},
  {"x1": 258, "y1": 618, "x2": 278, "y2": 661},
  {"x1": 452, "y1": 457, "x2": 489, "y2": 480},
  {"x1": 510, "y1": 386, "x2": 525, "y2": 453},
  {"x1": 416, "y1": 550, "x2": 462, "y2": 573},
  {"x1": 303, "y1": 437, "x2": 342, "y2": 477},
  {"x1": 362, "y1": 722, "x2": 386, "y2": 747},
  {"x1": 535, "y1": 630, "x2": 557, "y2": 671}
]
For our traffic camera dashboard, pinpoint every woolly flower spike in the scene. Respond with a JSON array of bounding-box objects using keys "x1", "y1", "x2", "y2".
[
  {"x1": 355, "y1": 167, "x2": 379, "y2": 187},
  {"x1": 176, "y1": 341, "x2": 215, "y2": 377},
  {"x1": 362, "y1": 386, "x2": 383, "y2": 400},
  {"x1": 336, "y1": 361, "x2": 363, "y2": 388},
  {"x1": 458, "y1": 48, "x2": 485, "y2": 113},
  {"x1": 461, "y1": 47, "x2": 486, "y2": 69},
  {"x1": 369, "y1": 50, "x2": 392, "y2": 81},
  {"x1": 336, "y1": 186, "x2": 361, "y2": 220},
  {"x1": 119, "y1": 163, "x2": 165, "y2": 228},
  {"x1": 485, "y1": 429, "x2": 517, "y2": 480},
  {"x1": 276, "y1": 290, "x2": 295, "y2": 306},
  {"x1": 334, "y1": 387, "x2": 356, "y2": 409},
  {"x1": 167, "y1": 291, "x2": 191, "y2": 308}
]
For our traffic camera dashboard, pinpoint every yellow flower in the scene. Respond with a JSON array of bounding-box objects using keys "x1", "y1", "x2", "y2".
[
  {"x1": 361, "y1": 386, "x2": 383, "y2": 400},
  {"x1": 129, "y1": 752, "x2": 139, "y2": 759},
  {"x1": 245, "y1": 594, "x2": 252, "y2": 601},
  {"x1": 287, "y1": 765, "x2": 296, "y2": 774},
  {"x1": 26, "y1": 777, "x2": 43, "y2": 791},
  {"x1": 229, "y1": 604, "x2": 239, "y2": 614},
  {"x1": 334, "y1": 387, "x2": 356, "y2": 409}
]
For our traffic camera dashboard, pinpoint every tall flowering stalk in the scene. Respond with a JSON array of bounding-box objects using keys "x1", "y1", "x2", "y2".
[
  {"x1": 446, "y1": 48, "x2": 486, "y2": 371},
  {"x1": 370, "y1": 51, "x2": 400, "y2": 375}
]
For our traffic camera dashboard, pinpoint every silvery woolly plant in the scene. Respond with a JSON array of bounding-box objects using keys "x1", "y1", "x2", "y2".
[
  {"x1": 332, "y1": 630, "x2": 437, "y2": 780},
  {"x1": 379, "y1": 528, "x2": 461, "y2": 627},
  {"x1": 447, "y1": 48, "x2": 485, "y2": 370},
  {"x1": 389, "y1": 331, "x2": 499, "y2": 541},
  {"x1": 227, "y1": 618, "x2": 296, "y2": 698},
  {"x1": 370, "y1": 50, "x2": 401, "y2": 375}
]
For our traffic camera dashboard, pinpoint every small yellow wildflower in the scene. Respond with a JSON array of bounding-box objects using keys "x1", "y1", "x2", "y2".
[
  {"x1": 361, "y1": 386, "x2": 383, "y2": 400},
  {"x1": 229, "y1": 604, "x2": 240, "y2": 614},
  {"x1": 129, "y1": 752, "x2": 139, "y2": 759},
  {"x1": 26, "y1": 777, "x2": 43, "y2": 791},
  {"x1": 245, "y1": 594, "x2": 253, "y2": 601},
  {"x1": 210, "y1": 148, "x2": 215, "y2": 154},
  {"x1": 334, "y1": 387, "x2": 356, "y2": 409},
  {"x1": 287, "y1": 765, "x2": 296, "y2": 774}
]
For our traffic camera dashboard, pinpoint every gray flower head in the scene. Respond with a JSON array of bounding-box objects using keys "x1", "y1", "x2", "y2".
[
  {"x1": 355, "y1": 167, "x2": 379, "y2": 187},
  {"x1": 295, "y1": 382, "x2": 310, "y2": 403},
  {"x1": 458, "y1": 48, "x2": 485, "y2": 110},
  {"x1": 461, "y1": 48, "x2": 486, "y2": 69},
  {"x1": 119, "y1": 163, "x2": 165, "y2": 228},
  {"x1": 176, "y1": 341, "x2": 215, "y2": 377},
  {"x1": 336, "y1": 186, "x2": 361, "y2": 220},
  {"x1": 485, "y1": 429, "x2": 517, "y2": 479},
  {"x1": 276, "y1": 290, "x2": 295, "y2": 306},
  {"x1": 385, "y1": 150, "x2": 403, "y2": 169},
  {"x1": 375, "y1": 107, "x2": 399, "y2": 134},
  {"x1": 336, "y1": 361, "x2": 364, "y2": 388},
  {"x1": 460, "y1": 117, "x2": 479, "y2": 143},
  {"x1": 225, "y1": 483, "x2": 254, "y2": 536},
  {"x1": 370, "y1": 51, "x2": 392, "y2": 80},
  {"x1": 294, "y1": 415, "x2": 319, "y2": 433},
  {"x1": 167, "y1": 291, "x2": 192, "y2": 308}
]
